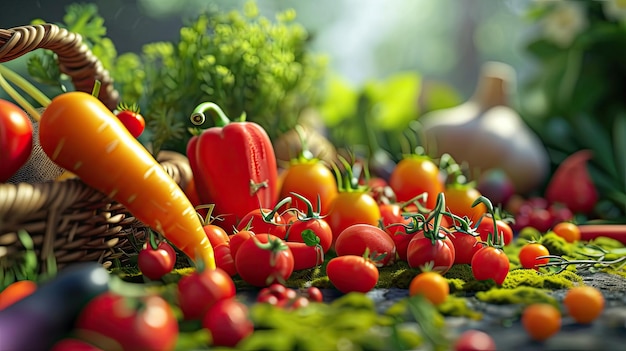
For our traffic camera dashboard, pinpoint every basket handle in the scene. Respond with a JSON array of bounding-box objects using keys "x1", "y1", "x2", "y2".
[{"x1": 0, "y1": 23, "x2": 119, "y2": 110}]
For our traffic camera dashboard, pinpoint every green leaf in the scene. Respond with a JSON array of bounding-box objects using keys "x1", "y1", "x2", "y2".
[{"x1": 572, "y1": 113, "x2": 619, "y2": 181}]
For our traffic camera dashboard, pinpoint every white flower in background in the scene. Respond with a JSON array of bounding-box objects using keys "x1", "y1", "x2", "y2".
[
  {"x1": 603, "y1": 0, "x2": 626, "y2": 21},
  {"x1": 541, "y1": 1, "x2": 588, "y2": 47}
]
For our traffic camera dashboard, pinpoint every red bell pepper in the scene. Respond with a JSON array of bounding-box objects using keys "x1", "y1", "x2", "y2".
[{"x1": 187, "y1": 102, "x2": 278, "y2": 232}]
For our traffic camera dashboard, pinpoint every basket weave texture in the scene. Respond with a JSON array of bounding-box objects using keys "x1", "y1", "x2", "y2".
[{"x1": 0, "y1": 23, "x2": 190, "y2": 274}]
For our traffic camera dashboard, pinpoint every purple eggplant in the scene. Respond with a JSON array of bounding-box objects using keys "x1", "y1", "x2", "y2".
[{"x1": 0, "y1": 262, "x2": 110, "y2": 350}]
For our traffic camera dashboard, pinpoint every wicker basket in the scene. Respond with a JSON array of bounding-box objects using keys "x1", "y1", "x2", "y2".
[{"x1": 0, "y1": 24, "x2": 191, "y2": 276}]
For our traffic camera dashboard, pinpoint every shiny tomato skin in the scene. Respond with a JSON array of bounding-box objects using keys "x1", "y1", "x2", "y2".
[
  {"x1": 177, "y1": 268, "x2": 236, "y2": 320},
  {"x1": 202, "y1": 298, "x2": 254, "y2": 348},
  {"x1": 286, "y1": 217, "x2": 333, "y2": 253},
  {"x1": 235, "y1": 234, "x2": 295, "y2": 287},
  {"x1": 229, "y1": 230, "x2": 256, "y2": 260},
  {"x1": 475, "y1": 218, "x2": 514, "y2": 246},
  {"x1": 203, "y1": 224, "x2": 230, "y2": 247},
  {"x1": 327, "y1": 191, "x2": 381, "y2": 247},
  {"x1": 279, "y1": 160, "x2": 338, "y2": 216},
  {"x1": 406, "y1": 233, "x2": 455, "y2": 274},
  {"x1": 389, "y1": 156, "x2": 443, "y2": 210},
  {"x1": 334, "y1": 224, "x2": 396, "y2": 266},
  {"x1": 214, "y1": 243, "x2": 237, "y2": 276},
  {"x1": 115, "y1": 109, "x2": 145, "y2": 138},
  {"x1": 0, "y1": 99, "x2": 33, "y2": 182},
  {"x1": 471, "y1": 246, "x2": 510, "y2": 285},
  {"x1": 137, "y1": 245, "x2": 175, "y2": 280},
  {"x1": 75, "y1": 292, "x2": 178, "y2": 351},
  {"x1": 326, "y1": 255, "x2": 379, "y2": 293},
  {"x1": 453, "y1": 329, "x2": 497, "y2": 351},
  {"x1": 284, "y1": 241, "x2": 324, "y2": 271},
  {"x1": 518, "y1": 243, "x2": 550, "y2": 270},
  {"x1": 447, "y1": 230, "x2": 482, "y2": 265},
  {"x1": 444, "y1": 184, "x2": 487, "y2": 227}
]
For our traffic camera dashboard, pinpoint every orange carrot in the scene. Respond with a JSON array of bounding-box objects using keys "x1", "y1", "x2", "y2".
[{"x1": 38, "y1": 92, "x2": 215, "y2": 268}]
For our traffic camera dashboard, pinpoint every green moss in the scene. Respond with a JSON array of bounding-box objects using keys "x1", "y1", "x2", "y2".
[
  {"x1": 475, "y1": 286, "x2": 557, "y2": 306},
  {"x1": 443, "y1": 264, "x2": 496, "y2": 293},
  {"x1": 541, "y1": 232, "x2": 575, "y2": 256},
  {"x1": 502, "y1": 269, "x2": 581, "y2": 290},
  {"x1": 437, "y1": 295, "x2": 483, "y2": 320},
  {"x1": 517, "y1": 227, "x2": 543, "y2": 241}
]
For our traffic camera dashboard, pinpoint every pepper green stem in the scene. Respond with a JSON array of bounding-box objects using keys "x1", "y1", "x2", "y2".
[{"x1": 190, "y1": 102, "x2": 232, "y2": 127}]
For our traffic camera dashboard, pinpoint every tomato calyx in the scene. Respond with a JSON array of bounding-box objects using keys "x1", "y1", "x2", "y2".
[
  {"x1": 289, "y1": 192, "x2": 324, "y2": 221},
  {"x1": 332, "y1": 154, "x2": 370, "y2": 193},
  {"x1": 251, "y1": 234, "x2": 292, "y2": 285}
]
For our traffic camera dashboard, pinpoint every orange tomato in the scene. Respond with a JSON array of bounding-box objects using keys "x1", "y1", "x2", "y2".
[
  {"x1": 327, "y1": 191, "x2": 381, "y2": 247},
  {"x1": 552, "y1": 222, "x2": 581, "y2": 243},
  {"x1": 0, "y1": 280, "x2": 37, "y2": 310},
  {"x1": 563, "y1": 286, "x2": 605, "y2": 324},
  {"x1": 408, "y1": 271, "x2": 449, "y2": 305},
  {"x1": 279, "y1": 159, "x2": 338, "y2": 216},
  {"x1": 444, "y1": 184, "x2": 487, "y2": 226},
  {"x1": 389, "y1": 156, "x2": 443, "y2": 210},
  {"x1": 522, "y1": 303, "x2": 561, "y2": 341}
]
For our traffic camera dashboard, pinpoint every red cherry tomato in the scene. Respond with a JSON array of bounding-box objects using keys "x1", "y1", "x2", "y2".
[
  {"x1": 326, "y1": 255, "x2": 379, "y2": 293},
  {"x1": 327, "y1": 190, "x2": 381, "y2": 247},
  {"x1": 76, "y1": 292, "x2": 178, "y2": 351},
  {"x1": 334, "y1": 224, "x2": 397, "y2": 266},
  {"x1": 453, "y1": 329, "x2": 497, "y2": 351},
  {"x1": 235, "y1": 234, "x2": 295, "y2": 287},
  {"x1": 475, "y1": 217, "x2": 514, "y2": 246},
  {"x1": 447, "y1": 230, "x2": 482, "y2": 265},
  {"x1": 518, "y1": 243, "x2": 550, "y2": 270},
  {"x1": 214, "y1": 243, "x2": 237, "y2": 276},
  {"x1": 284, "y1": 241, "x2": 324, "y2": 271},
  {"x1": 471, "y1": 246, "x2": 510, "y2": 285},
  {"x1": 0, "y1": 99, "x2": 33, "y2": 182},
  {"x1": 202, "y1": 298, "x2": 254, "y2": 348},
  {"x1": 379, "y1": 203, "x2": 412, "y2": 237},
  {"x1": 137, "y1": 244, "x2": 175, "y2": 280},
  {"x1": 229, "y1": 230, "x2": 256, "y2": 260},
  {"x1": 115, "y1": 109, "x2": 145, "y2": 138},
  {"x1": 177, "y1": 267, "x2": 236, "y2": 320},
  {"x1": 285, "y1": 214, "x2": 333, "y2": 253},
  {"x1": 406, "y1": 231, "x2": 456, "y2": 274},
  {"x1": 203, "y1": 224, "x2": 230, "y2": 247}
]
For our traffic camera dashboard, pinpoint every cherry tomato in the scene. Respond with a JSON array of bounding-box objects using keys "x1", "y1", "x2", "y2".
[
  {"x1": 279, "y1": 159, "x2": 338, "y2": 216},
  {"x1": 229, "y1": 230, "x2": 256, "y2": 260},
  {"x1": 552, "y1": 222, "x2": 581, "y2": 243},
  {"x1": 236, "y1": 208, "x2": 288, "y2": 239},
  {"x1": 214, "y1": 243, "x2": 237, "y2": 276},
  {"x1": 0, "y1": 280, "x2": 37, "y2": 310},
  {"x1": 235, "y1": 234, "x2": 295, "y2": 287},
  {"x1": 447, "y1": 230, "x2": 482, "y2": 265},
  {"x1": 327, "y1": 190, "x2": 381, "y2": 246},
  {"x1": 202, "y1": 298, "x2": 254, "y2": 348},
  {"x1": 453, "y1": 329, "x2": 497, "y2": 351},
  {"x1": 326, "y1": 255, "x2": 379, "y2": 293},
  {"x1": 115, "y1": 109, "x2": 145, "y2": 138},
  {"x1": 518, "y1": 243, "x2": 550, "y2": 270},
  {"x1": 406, "y1": 230, "x2": 456, "y2": 274},
  {"x1": 471, "y1": 246, "x2": 509, "y2": 285},
  {"x1": 203, "y1": 224, "x2": 230, "y2": 247},
  {"x1": 137, "y1": 243, "x2": 175, "y2": 280},
  {"x1": 475, "y1": 217, "x2": 513, "y2": 245},
  {"x1": 0, "y1": 99, "x2": 33, "y2": 182},
  {"x1": 379, "y1": 203, "x2": 412, "y2": 237},
  {"x1": 76, "y1": 292, "x2": 178, "y2": 351},
  {"x1": 306, "y1": 286, "x2": 324, "y2": 303},
  {"x1": 285, "y1": 213, "x2": 333, "y2": 253},
  {"x1": 392, "y1": 231, "x2": 416, "y2": 262},
  {"x1": 521, "y1": 303, "x2": 561, "y2": 341},
  {"x1": 334, "y1": 224, "x2": 397, "y2": 266},
  {"x1": 444, "y1": 184, "x2": 487, "y2": 226},
  {"x1": 408, "y1": 271, "x2": 449, "y2": 305},
  {"x1": 563, "y1": 286, "x2": 605, "y2": 324},
  {"x1": 177, "y1": 267, "x2": 236, "y2": 320},
  {"x1": 389, "y1": 155, "x2": 443, "y2": 210}
]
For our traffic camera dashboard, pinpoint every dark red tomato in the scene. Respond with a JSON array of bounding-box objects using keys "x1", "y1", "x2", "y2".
[
  {"x1": 284, "y1": 241, "x2": 324, "y2": 271},
  {"x1": 471, "y1": 246, "x2": 510, "y2": 285},
  {"x1": 327, "y1": 190, "x2": 381, "y2": 247},
  {"x1": 203, "y1": 224, "x2": 230, "y2": 247},
  {"x1": 326, "y1": 255, "x2": 379, "y2": 293},
  {"x1": 137, "y1": 244, "x2": 175, "y2": 280},
  {"x1": 214, "y1": 243, "x2": 237, "y2": 276},
  {"x1": 76, "y1": 292, "x2": 178, "y2": 351},
  {"x1": 306, "y1": 286, "x2": 324, "y2": 303},
  {"x1": 475, "y1": 217, "x2": 514, "y2": 246},
  {"x1": 518, "y1": 243, "x2": 550, "y2": 270},
  {"x1": 235, "y1": 234, "x2": 295, "y2": 287},
  {"x1": 236, "y1": 208, "x2": 288, "y2": 239},
  {"x1": 453, "y1": 329, "x2": 497, "y2": 351},
  {"x1": 177, "y1": 268, "x2": 236, "y2": 320},
  {"x1": 279, "y1": 159, "x2": 338, "y2": 216},
  {"x1": 0, "y1": 99, "x2": 33, "y2": 182},
  {"x1": 229, "y1": 230, "x2": 256, "y2": 260},
  {"x1": 50, "y1": 338, "x2": 103, "y2": 351},
  {"x1": 392, "y1": 231, "x2": 416, "y2": 261},
  {"x1": 286, "y1": 217, "x2": 333, "y2": 253},
  {"x1": 115, "y1": 109, "x2": 145, "y2": 138},
  {"x1": 157, "y1": 241, "x2": 176, "y2": 259},
  {"x1": 406, "y1": 231, "x2": 455, "y2": 274},
  {"x1": 334, "y1": 224, "x2": 396, "y2": 267},
  {"x1": 202, "y1": 298, "x2": 254, "y2": 348},
  {"x1": 389, "y1": 155, "x2": 443, "y2": 210},
  {"x1": 447, "y1": 230, "x2": 482, "y2": 265}
]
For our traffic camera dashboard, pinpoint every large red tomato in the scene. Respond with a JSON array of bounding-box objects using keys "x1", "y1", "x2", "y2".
[
  {"x1": 0, "y1": 99, "x2": 33, "y2": 181},
  {"x1": 235, "y1": 234, "x2": 295, "y2": 287}
]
